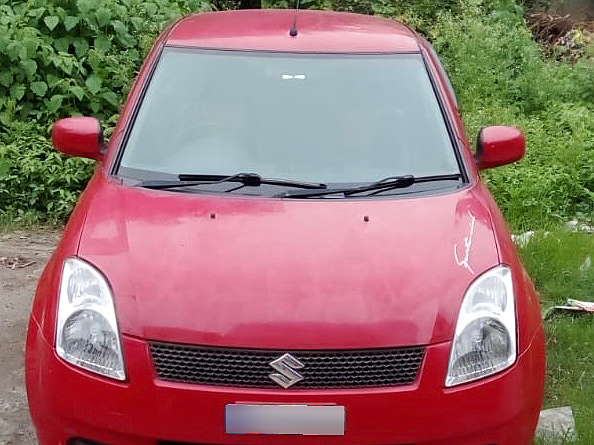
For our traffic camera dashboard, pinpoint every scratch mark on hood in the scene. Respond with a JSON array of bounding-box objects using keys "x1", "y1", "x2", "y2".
[{"x1": 454, "y1": 210, "x2": 476, "y2": 274}]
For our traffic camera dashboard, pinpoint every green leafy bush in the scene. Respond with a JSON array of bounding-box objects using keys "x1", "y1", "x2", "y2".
[
  {"x1": 431, "y1": 0, "x2": 594, "y2": 229},
  {"x1": 0, "y1": 0, "x2": 210, "y2": 222},
  {"x1": 0, "y1": 0, "x2": 210, "y2": 127},
  {"x1": 265, "y1": 0, "x2": 461, "y2": 32},
  {"x1": 0, "y1": 121, "x2": 94, "y2": 222}
]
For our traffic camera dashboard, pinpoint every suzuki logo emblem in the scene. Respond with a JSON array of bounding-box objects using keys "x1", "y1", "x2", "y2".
[{"x1": 268, "y1": 353, "x2": 304, "y2": 389}]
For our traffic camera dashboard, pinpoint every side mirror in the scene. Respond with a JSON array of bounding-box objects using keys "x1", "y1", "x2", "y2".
[
  {"x1": 51, "y1": 117, "x2": 104, "y2": 161},
  {"x1": 476, "y1": 126, "x2": 525, "y2": 170}
]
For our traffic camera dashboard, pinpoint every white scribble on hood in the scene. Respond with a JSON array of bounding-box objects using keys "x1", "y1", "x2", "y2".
[{"x1": 454, "y1": 210, "x2": 476, "y2": 274}]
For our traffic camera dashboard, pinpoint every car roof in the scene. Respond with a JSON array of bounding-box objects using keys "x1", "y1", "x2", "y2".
[{"x1": 166, "y1": 9, "x2": 420, "y2": 53}]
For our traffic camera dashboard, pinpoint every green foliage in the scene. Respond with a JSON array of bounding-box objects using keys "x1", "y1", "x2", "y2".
[
  {"x1": 264, "y1": 0, "x2": 461, "y2": 32},
  {"x1": 540, "y1": 317, "x2": 594, "y2": 444},
  {"x1": 431, "y1": 1, "x2": 594, "y2": 230},
  {"x1": 433, "y1": 1, "x2": 594, "y2": 114},
  {"x1": 0, "y1": 0, "x2": 211, "y2": 220},
  {"x1": 0, "y1": 121, "x2": 94, "y2": 222},
  {"x1": 518, "y1": 231, "x2": 594, "y2": 307},
  {"x1": 518, "y1": 230, "x2": 594, "y2": 443},
  {"x1": 0, "y1": 0, "x2": 211, "y2": 127},
  {"x1": 461, "y1": 101, "x2": 594, "y2": 230}
]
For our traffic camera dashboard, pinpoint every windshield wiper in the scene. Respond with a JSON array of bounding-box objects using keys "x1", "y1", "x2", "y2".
[
  {"x1": 276, "y1": 174, "x2": 462, "y2": 198},
  {"x1": 136, "y1": 173, "x2": 327, "y2": 191}
]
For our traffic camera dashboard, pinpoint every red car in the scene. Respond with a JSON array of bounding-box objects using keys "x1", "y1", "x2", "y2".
[{"x1": 26, "y1": 9, "x2": 546, "y2": 445}]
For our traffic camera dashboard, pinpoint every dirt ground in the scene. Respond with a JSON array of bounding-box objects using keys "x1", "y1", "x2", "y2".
[{"x1": 0, "y1": 229, "x2": 61, "y2": 445}]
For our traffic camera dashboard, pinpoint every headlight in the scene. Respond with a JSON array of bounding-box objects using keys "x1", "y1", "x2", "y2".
[
  {"x1": 56, "y1": 257, "x2": 125, "y2": 381},
  {"x1": 445, "y1": 265, "x2": 516, "y2": 387}
]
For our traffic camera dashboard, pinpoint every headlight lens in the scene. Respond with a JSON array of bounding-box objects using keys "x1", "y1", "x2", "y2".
[
  {"x1": 445, "y1": 265, "x2": 516, "y2": 387},
  {"x1": 56, "y1": 257, "x2": 125, "y2": 380}
]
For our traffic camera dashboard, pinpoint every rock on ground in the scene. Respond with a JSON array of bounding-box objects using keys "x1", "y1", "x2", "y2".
[{"x1": 536, "y1": 406, "x2": 577, "y2": 442}]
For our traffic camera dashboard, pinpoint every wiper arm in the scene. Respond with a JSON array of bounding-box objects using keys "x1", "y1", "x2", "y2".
[
  {"x1": 136, "y1": 173, "x2": 327, "y2": 191},
  {"x1": 276, "y1": 175, "x2": 415, "y2": 198},
  {"x1": 277, "y1": 174, "x2": 462, "y2": 198}
]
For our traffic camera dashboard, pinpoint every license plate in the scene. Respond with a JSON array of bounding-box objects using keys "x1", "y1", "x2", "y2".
[{"x1": 225, "y1": 404, "x2": 345, "y2": 435}]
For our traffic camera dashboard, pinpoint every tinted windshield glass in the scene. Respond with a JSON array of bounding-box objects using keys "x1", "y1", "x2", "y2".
[{"x1": 119, "y1": 48, "x2": 460, "y2": 183}]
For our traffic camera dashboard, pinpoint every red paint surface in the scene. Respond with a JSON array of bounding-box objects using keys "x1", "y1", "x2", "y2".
[
  {"x1": 167, "y1": 9, "x2": 420, "y2": 52},
  {"x1": 51, "y1": 117, "x2": 103, "y2": 160},
  {"x1": 75, "y1": 177, "x2": 499, "y2": 349},
  {"x1": 477, "y1": 126, "x2": 526, "y2": 170},
  {"x1": 27, "y1": 9, "x2": 545, "y2": 445},
  {"x1": 26, "y1": 321, "x2": 545, "y2": 445}
]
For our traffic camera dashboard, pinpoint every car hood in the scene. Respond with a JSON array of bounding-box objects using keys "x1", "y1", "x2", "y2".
[{"x1": 78, "y1": 178, "x2": 499, "y2": 349}]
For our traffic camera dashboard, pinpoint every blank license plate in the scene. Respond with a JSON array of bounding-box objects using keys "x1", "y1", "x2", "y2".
[{"x1": 226, "y1": 404, "x2": 345, "y2": 435}]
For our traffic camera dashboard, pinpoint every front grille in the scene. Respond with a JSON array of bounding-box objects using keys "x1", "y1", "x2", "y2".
[{"x1": 149, "y1": 342, "x2": 425, "y2": 389}]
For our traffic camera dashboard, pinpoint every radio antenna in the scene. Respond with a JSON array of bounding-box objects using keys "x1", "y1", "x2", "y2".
[{"x1": 289, "y1": 0, "x2": 301, "y2": 37}]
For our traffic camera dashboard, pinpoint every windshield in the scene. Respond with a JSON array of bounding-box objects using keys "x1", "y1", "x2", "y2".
[{"x1": 118, "y1": 48, "x2": 460, "y2": 185}]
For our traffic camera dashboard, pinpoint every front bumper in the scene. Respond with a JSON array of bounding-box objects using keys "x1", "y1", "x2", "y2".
[{"x1": 26, "y1": 317, "x2": 545, "y2": 445}]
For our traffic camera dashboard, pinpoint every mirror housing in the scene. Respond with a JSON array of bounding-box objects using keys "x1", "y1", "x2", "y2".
[
  {"x1": 51, "y1": 117, "x2": 104, "y2": 161},
  {"x1": 476, "y1": 126, "x2": 525, "y2": 170}
]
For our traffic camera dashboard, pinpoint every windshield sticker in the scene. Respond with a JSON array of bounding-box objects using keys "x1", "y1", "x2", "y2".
[
  {"x1": 454, "y1": 210, "x2": 476, "y2": 274},
  {"x1": 281, "y1": 74, "x2": 307, "y2": 80}
]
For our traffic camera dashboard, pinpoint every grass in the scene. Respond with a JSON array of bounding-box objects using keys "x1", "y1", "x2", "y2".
[
  {"x1": 431, "y1": 1, "x2": 594, "y2": 232},
  {"x1": 538, "y1": 318, "x2": 594, "y2": 444},
  {"x1": 520, "y1": 231, "x2": 594, "y2": 307},
  {"x1": 518, "y1": 231, "x2": 594, "y2": 444},
  {"x1": 0, "y1": 212, "x2": 63, "y2": 231}
]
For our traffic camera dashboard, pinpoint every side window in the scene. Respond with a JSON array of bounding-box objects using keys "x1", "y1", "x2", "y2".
[{"x1": 422, "y1": 39, "x2": 459, "y2": 109}]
